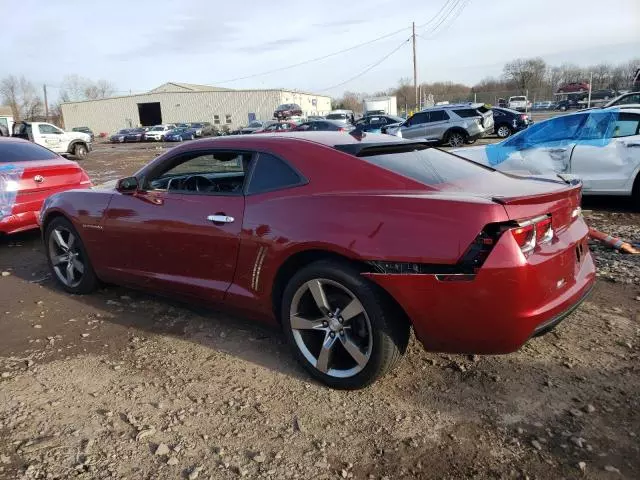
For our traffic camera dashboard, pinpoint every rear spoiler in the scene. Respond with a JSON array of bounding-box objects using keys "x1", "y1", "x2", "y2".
[{"x1": 491, "y1": 183, "x2": 582, "y2": 205}]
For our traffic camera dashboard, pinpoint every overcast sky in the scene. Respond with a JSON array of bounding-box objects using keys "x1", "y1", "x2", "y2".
[{"x1": 2, "y1": 0, "x2": 638, "y2": 99}]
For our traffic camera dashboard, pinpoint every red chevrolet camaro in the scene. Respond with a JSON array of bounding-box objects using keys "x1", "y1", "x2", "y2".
[
  {"x1": 40, "y1": 132, "x2": 595, "y2": 389},
  {"x1": 0, "y1": 137, "x2": 91, "y2": 235}
]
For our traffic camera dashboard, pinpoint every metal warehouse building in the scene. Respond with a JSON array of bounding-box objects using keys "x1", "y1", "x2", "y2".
[{"x1": 60, "y1": 82, "x2": 332, "y2": 134}]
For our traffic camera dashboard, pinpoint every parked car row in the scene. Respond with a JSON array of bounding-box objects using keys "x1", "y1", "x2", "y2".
[{"x1": 109, "y1": 122, "x2": 215, "y2": 143}]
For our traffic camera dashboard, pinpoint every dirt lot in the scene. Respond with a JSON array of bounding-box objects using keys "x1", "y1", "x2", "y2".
[{"x1": 0, "y1": 142, "x2": 639, "y2": 480}]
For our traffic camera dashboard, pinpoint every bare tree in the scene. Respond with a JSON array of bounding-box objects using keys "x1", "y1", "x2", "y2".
[
  {"x1": 0, "y1": 75, "x2": 44, "y2": 121},
  {"x1": 60, "y1": 75, "x2": 116, "y2": 102},
  {"x1": 503, "y1": 57, "x2": 547, "y2": 93}
]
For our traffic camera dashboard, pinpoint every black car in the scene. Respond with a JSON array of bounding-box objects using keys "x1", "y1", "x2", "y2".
[
  {"x1": 295, "y1": 120, "x2": 353, "y2": 132},
  {"x1": 274, "y1": 103, "x2": 302, "y2": 120},
  {"x1": 124, "y1": 128, "x2": 146, "y2": 142},
  {"x1": 72, "y1": 126, "x2": 95, "y2": 141},
  {"x1": 491, "y1": 107, "x2": 531, "y2": 138},
  {"x1": 556, "y1": 98, "x2": 582, "y2": 111},
  {"x1": 353, "y1": 115, "x2": 405, "y2": 134}
]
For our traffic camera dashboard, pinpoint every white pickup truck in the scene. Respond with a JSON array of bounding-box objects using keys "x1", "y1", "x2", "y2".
[
  {"x1": 508, "y1": 96, "x2": 529, "y2": 112},
  {"x1": 12, "y1": 121, "x2": 92, "y2": 159}
]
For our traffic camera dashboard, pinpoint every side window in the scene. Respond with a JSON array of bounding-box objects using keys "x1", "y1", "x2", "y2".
[
  {"x1": 612, "y1": 113, "x2": 640, "y2": 138},
  {"x1": 225, "y1": 115, "x2": 232, "y2": 124},
  {"x1": 214, "y1": 115, "x2": 220, "y2": 125},
  {"x1": 506, "y1": 114, "x2": 585, "y2": 148},
  {"x1": 38, "y1": 124, "x2": 56, "y2": 134},
  {"x1": 147, "y1": 151, "x2": 251, "y2": 195},
  {"x1": 247, "y1": 153, "x2": 302, "y2": 194},
  {"x1": 296, "y1": 123, "x2": 312, "y2": 131},
  {"x1": 452, "y1": 109, "x2": 478, "y2": 118},
  {"x1": 408, "y1": 112, "x2": 429, "y2": 126},
  {"x1": 578, "y1": 112, "x2": 616, "y2": 141},
  {"x1": 280, "y1": 123, "x2": 292, "y2": 130},
  {"x1": 617, "y1": 94, "x2": 640, "y2": 106},
  {"x1": 428, "y1": 110, "x2": 449, "y2": 122}
]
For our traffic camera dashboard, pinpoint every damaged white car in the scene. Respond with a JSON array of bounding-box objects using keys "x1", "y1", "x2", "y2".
[{"x1": 452, "y1": 107, "x2": 640, "y2": 207}]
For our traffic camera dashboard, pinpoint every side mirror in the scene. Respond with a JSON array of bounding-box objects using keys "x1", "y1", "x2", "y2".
[{"x1": 116, "y1": 176, "x2": 139, "y2": 194}]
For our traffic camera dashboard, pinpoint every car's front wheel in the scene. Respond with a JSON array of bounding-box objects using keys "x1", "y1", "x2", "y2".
[
  {"x1": 45, "y1": 217, "x2": 98, "y2": 294},
  {"x1": 496, "y1": 125, "x2": 512, "y2": 138},
  {"x1": 282, "y1": 260, "x2": 409, "y2": 389}
]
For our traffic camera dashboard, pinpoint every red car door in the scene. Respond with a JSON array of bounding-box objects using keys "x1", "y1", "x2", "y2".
[{"x1": 100, "y1": 150, "x2": 249, "y2": 302}]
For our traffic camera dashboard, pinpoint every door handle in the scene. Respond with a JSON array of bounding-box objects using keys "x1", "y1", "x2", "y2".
[
  {"x1": 207, "y1": 214, "x2": 234, "y2": 223},
  {"x1": 623, "y1": 142, "x2": 640, "y2": 148},
  {"x1": 546, "y1": 148, "x2": 567, "y2": 153}
]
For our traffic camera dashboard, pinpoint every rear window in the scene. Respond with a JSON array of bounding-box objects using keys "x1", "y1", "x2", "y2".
[
  {"x1": 360, "y1": 147, "x2": 493, "y2": 186},
  {"x1": 0, "y1": 141, "x2": 59, "y2": 162},
  {"x1": 326, "y1": 113, "x2": 347, "y2": 120},
  {"x1": 453, "y1": 109, "x2": 479, "y2": 118},
  {"x1": 510, "y1": 97, "x2": 526, "y2": 101}
]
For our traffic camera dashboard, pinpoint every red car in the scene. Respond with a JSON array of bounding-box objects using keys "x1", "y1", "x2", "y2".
[
  {"x1": 40, "y1": 133, "x2": 595, "y2": 389},
  {"x1": 254, "y1": 122, "x2": 298, "y2": 133},
  {"x1": 0, "y1": 137, "x2": 91, "y2": 235},
  {"x1": 557, "y1": 82, "x2": 590, "y2": 93}
]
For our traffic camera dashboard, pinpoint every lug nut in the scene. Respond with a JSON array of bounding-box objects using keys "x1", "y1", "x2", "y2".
[
  {"x1": 322, "y1": 321, "x2": 328, "y2": 327},
  {"x1": 330, "y1": 332, "x2": 335, "y2": 338}
]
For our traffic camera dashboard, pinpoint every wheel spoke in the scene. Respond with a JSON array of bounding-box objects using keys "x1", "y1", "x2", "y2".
[
  {"x1": 65, "y1": 262, "x2": 75, "y2": 284},
  {"x1": 307, "y1": 280, "x2": 331, "y2": 314},
  {"x1": 316, "y1": 333, "x2": 337, "y2": 373},
  {"x1": 71, "y1": 257, "x2": 84, "y2": 274},
  {"x1": 67, "y1": 233, "x2": 76, "y2": 250},
  {"x1": 290, "y1": 314, "x2": 325, "y2": 331},
  {"x1": 340, "y1": 298, "x2": 363, "y2": 322},
  {"x1": 340, "y1": 334, "x2": 368, "y2": 367},
  {"x1": 51, "y1": 254, "x2": 67, "y2": 266},
  {"x1": 53, "y1": 230, "x2": 68, "y2": 251}
]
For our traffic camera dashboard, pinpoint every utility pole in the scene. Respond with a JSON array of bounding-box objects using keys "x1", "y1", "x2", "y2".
[
  {"x1": 587, "y1": 72, "x2": 593, "y2": 108},
  {"x1": 43, "y1": 84, "x2": 49, "y2": 122},
  {"x1": 412, "y1": 22, "x2": 418, "y2": 109}
]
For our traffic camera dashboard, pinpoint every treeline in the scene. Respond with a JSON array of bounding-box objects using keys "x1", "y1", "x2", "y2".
[
  {"x1": 335, "y1": 57, "x2": 640, "y2": 113},
  {"x1": 0, "y1": 75, "x2": 116, "y2": 124}
]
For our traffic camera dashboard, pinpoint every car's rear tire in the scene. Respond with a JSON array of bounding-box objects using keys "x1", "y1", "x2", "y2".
[
  {"x1": 281, "y1": 260, "x2": 409, "y2": 389},
  {"x1": 446, "y1": 131, "x2": 466, "y2": 148},
  {"x1": 45, "y1": 217, "x2": 98, "y2": 294},
  {"x1": 73, "y1": 143, "x2": 88, "y2": 160},
  {"x1": 496, "y1": 125, "x2": 512, "y2": 138}
]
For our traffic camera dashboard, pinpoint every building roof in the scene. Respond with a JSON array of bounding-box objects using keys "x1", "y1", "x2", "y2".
[
  {"x1": 0, "y1": 106, "x2": 13, "y2": 117},
  {"x1": 148, "y1": 82, "x2": 234, "y2": 93}
]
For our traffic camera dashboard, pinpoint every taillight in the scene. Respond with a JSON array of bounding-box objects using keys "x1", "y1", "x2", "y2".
[
  {"x1": 338, "y1": 127, "x2": 346, "y2": 132},
  {"x1": 512, "y1": 224, "x2": 535, "y2": 254},
  {"x1": 520, "y1": 114, "x2": 527, "y2": 121},
  {"x1": 508, "y1": 215, "x2": 553, "y2": 255}
]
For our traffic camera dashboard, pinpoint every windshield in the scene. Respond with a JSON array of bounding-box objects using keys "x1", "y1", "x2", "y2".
[
  {"x1": 510, "y1": 96, "x2": 526, "y2": 101},
  {"x1": 1, "y1": 141, "x2": 59, "y2": 162},
  {"x1": 504, "y1": 113, "x2": 586, "y2": 147},
  {"x1": 117, "y1": 129, "x2": 130, "y2": 134},
  {"x1": 191, "y1": 123, "x2": 203, "y2": 127},
  {"x1": 360, "y1": 147, "x2": 493, "y2": 186},
  {"x1": 150, "y1": 126, "x2": 164, "y2": 131}
]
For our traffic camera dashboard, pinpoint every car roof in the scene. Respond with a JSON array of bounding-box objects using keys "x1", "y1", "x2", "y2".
[
  {"x1": 0, "y1": 136, "x2": 30, "y2": 144},
  {"x1": 420, "y1": 103, "x2": 485, "y2": 111}
]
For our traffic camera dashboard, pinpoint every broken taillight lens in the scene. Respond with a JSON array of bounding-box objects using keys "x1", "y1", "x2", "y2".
[
  {"x1": 509, "y1": 215, "x2": 553, "y2": 255},
  {"x1": 512, "y1": 224, "x2": 535, "y2": 254}
]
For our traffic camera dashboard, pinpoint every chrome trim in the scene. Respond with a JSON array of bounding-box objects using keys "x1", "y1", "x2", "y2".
[
  {"x1": 251, "y1": 246, "x2": 267, "y2": 291},
  {"x1": 207, "y1": 215, "x2": 235, "y2": 223}
]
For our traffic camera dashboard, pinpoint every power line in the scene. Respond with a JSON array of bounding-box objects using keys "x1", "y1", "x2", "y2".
[
  {"x1": 209, "y1": 27, "x2": 411, "y2": 85},
  {"x1": 209, "y1": 0, "x2": 454, "y2": 86},
  {"x1": 316, "y1": 38, "x2": 411, "y2": 92},
  {"x1": 421, "y1": 0, "x2": 470, "y2": 38},
  {"x1": 419, "y1": 0, "x2": 464, "y2": 35}
]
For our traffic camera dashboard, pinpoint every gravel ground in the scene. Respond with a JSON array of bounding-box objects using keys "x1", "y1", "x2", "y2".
[{"x1": 0, "y1": 143, "x2": 639, "y2": 480}]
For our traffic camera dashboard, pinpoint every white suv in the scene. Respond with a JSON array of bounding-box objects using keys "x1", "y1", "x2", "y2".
[
  {"x1": 144, "y1": 124, "x2": 176, "y2": 141},
  {"x1": 13, "y1": 122, "x2": 91, "y2": 159}
]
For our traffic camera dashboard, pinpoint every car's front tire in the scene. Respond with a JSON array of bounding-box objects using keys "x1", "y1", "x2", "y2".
[
  {"x1": 281, "y1": 260, "x2": 409, "y2": 389},
  {"x1": 496, "y1": 125, "x2": 512, "y2": 138},
  {"x1": 45, "y1": 217, "x2": 98, "y2": 294}
]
